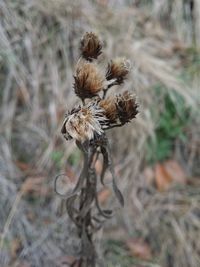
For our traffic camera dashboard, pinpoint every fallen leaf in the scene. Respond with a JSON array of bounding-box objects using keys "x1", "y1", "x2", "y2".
[
  {"x1": 163, "y1": 160, "x2": 187, "y2": 184},
  {"x1": 155, "y1": 160, "x2": 186, "y2": 191},
  {"x1": 155, "y1": 163, "x2": 171, "y2": 191},
  {"x1": 126, "y1": 238, "x2": 152, "y2": 260}
]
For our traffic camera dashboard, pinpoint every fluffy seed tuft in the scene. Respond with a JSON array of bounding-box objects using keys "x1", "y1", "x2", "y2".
[{"x1": 61, "y1": 103, "x2": 107, "y2": 143}]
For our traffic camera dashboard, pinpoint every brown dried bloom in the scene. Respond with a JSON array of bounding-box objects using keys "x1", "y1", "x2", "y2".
[
  {"x1": 80, "y1": 32, "x2": 102, "y2": 61},
  {"x1": 61, "y1": 103, "x2": 107, "y2": 143},
  {"x1": 116, "y1": 91, "x2": 139, "y2": 124},
  {"x1": 106, "y1": 58, "x2": 131, "y2": 85},
  {"x1": 99, "y1": 91, "x2": 138, "y2": 125},
  {"x1": 74, "y1": 61, "x2": 106, "y2": 100},
  {"x1": 99, "y1": 97, "x2": 118, "y2": 123}
]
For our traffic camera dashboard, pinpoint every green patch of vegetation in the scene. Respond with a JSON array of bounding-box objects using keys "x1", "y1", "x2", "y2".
[
  {"x1": 180, "y1": 47, "x2": 200, "y2": 82},
  {"x1": 104, "y1": 239, "x2": 157, "y2": 267},
  {"x1": 51, "y1": 150, "x2": 64, "y2": 168},
  {"x1": 51, "y1": 148, "x2": 82, "y2": 169},
  {"x1": 146, "y1": 87, "x2": 190, "y2": 164},
  {"x1": 104, "y1": 239, "x2": 135, "y2": 267},
  {"x1": 68, "y1": 148, "x2": 82, "y2": 166}
]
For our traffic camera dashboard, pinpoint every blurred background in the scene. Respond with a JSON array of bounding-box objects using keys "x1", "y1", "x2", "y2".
[{"x1": 0, "y1": 0, "x2": 200, "y2": 266}]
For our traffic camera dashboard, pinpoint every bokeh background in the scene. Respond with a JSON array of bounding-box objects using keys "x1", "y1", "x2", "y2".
[{"x1": 0, "y1": 1, "x2": 200, "y2": 267}]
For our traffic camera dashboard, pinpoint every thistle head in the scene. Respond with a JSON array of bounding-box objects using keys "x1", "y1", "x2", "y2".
[
  {"x1": 106, "y1": 58, "x2": 131, "y2": 85},
  {"x1": 99, "y1": 91, "x2": 139, "y2": 125},
  {"x1": 80, "y1": 32, "x2": 102, "y2": 61},
  {"x1": 61, "y1": 103, "x2": 107, "y2": 143},
  {"x1": 74, "y1": 61, "x2": 106, "y2": 101},
  {"x1": 99, "y1": 97, "x2": 118, "y2": 123},
  {"x1": 116, "y1": 91, "x2": 139, "y2": 124}
]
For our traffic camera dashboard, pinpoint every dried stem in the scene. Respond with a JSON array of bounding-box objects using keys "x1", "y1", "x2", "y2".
[{"x1": 55, "y1": 135, "x2": 124, "y2": 266}]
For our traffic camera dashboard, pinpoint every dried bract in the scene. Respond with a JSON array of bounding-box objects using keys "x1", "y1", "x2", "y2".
[
  {"x1": 61, "y1": 103, "x2": 107, "y2": 143},
  {"x1": 80, "y1": 32, "x2": 102, "y2": 61},
  {"x1": 116, "y1": 91, "x2": 139, "y2": 124},
  {"x1": 106, "y1": 58, "x2": 131, "y2": 85},
  {"x1": 74, "y1": 61, "x2": 106, "y2": 100}
]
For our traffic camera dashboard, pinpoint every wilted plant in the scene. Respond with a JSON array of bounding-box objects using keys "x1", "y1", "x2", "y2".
[{"x1": 56, "y1": 32, "x2": 139, "y2": 267}]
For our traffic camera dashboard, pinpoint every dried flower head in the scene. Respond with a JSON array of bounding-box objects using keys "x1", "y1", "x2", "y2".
[
  {"x1": 116, "y1": 91, "x2": 139, "y2": 124},
  {"x1": 80, "y1": 32, "x2": 102, "y2": 61},
  {"x1": 99, "y1": 97, "x2": 118, "y2": 123},
  {"x1": 74, "y1": 61, "x2": 106, "y2": 100},
  {"x1": 106, "y1": 58, "x2": 131, "y2": 85},
  {"x1": 61, "y1": 103, "x2": 107, "y2": 143}
]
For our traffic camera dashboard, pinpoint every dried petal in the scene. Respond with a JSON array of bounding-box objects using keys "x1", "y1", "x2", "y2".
[
  {"x1": 80, "y1": 32, "x2": 102, "y2": 60},
  {"x1": 74, "y1": 61, "x2": 105, "y2": 100}
]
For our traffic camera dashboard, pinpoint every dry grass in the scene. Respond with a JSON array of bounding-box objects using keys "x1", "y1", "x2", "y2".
[
  {"x1": 126, "y1": 184, "x2": 200, "y2": 267},
  {"x1": 0, "y1": 0, "x2": 199, "y2": 266}
]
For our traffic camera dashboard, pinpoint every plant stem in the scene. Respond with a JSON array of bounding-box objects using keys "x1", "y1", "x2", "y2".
[{"x1": 77, "y1": 144, "x2": 97, "y2": 267}]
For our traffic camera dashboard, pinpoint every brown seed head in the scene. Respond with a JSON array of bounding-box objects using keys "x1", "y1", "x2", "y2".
[
  {"x1": 116, "y1": 91, "x2": 139, "y2": 123},
  {"x1": 74, "y1": 61, "x2": 106, "y2": 100},
  {"x1": 61, "y1": 103, "x2": 107, "y2": 142},
  {"x1": 106, "y1": 58, "x2": 131, "y2": 84},
  {"x1": 99, "y1": 97, "x2": 118, "y2": 123},
  {"x1": 80, "y1": 32, "x2": 102, "y2": 61}
]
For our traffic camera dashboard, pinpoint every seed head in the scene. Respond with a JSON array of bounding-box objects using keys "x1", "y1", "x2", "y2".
[
  {"x1": 99, "y1": 97, "x2": 118, "y2": 123},
  {"x1": 116, "y1": 91, "x2": 139, "y2": 123},
  {"x1": 61, "y1": 103, "x2": 107, "y2": 143},
  {"x1": 74, "y1": 61, "x2": 106, "y2": 100},
  {"x1": 106, "y1": 58, "x2": 131, "y2": 85},
  {"x1": 80, "y1": 32, "x2": 102, "y2": 61}
]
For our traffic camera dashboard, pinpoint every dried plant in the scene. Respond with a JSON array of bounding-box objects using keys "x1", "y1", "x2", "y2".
[
  {"x1": 80, "y1": 32, "x2": 102, "y2": 61},
  {"x1": 106, "y1": 58, "x2": 131, "y2": 85},
  {"x1": 74, "y1": 61, "x2": 106, "y2": 101},
  {"x1": 1, "y1": 2, "x2": 199, "y2": 267},
  {"x1": 56, "y1": 32, "x2": 139, "y2": 266}
]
